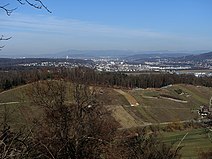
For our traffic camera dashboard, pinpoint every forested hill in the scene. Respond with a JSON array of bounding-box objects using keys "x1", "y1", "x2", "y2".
[
  {"x1": 123, "y1": 51, "x2": 212, "y2": 63},
  {"x1": 176, "y1": 51, "x2": 212, "y2": 61}
]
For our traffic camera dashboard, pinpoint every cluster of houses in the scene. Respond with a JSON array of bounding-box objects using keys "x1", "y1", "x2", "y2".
[
  {"x1": 198, "y1": 105, "x2": 212, "y2": 118},
  {"x1": 198, "y1": 97, "x2": 212, "y2": 119}
]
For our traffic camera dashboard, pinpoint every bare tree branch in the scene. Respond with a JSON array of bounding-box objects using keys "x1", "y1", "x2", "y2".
[
  {"x1": 0, "y1": 35, "x2": 12, "y2": 41},
  {"x1": 0, "y1": 35, "x2": 12, "y2": 51},
  {"x1": 0, "y1": 0, "x2": 51, "y2": 15},
  {"x1": 0, "y1": 46, "x2": 5, "y2": 51},
  {"x1": 17, "y1": 0, "x2": 51, "y2": 13},
  {"x1": 0, "y1": 4, "x2": 17, "y2": 16},
  {"x1": 0, "y1": 0, "x2": 51, "y2": 51}
]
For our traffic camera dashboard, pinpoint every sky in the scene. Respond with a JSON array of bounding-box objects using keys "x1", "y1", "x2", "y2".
[{"x1": 0, "y1": 0, "x2": 212, "y2": 55}]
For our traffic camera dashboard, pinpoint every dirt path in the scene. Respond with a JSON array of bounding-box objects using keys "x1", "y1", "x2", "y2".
[
  {"x1": 142, "y1": 105, "x2": 190, "y2": 110},
  {"x1": 0, "y1": 102, "x2": 20, "y2": 105},
  {"x1": 0, "y1": 84, "x2": 29, "y2": 95},
  {"x1": 119, "y1": 119, "x2": 192, "y2": 129},
  {"x1": 114, "y1": 89, "x2": 139, "y2": 106},
  {"x1": 157, "y1": 120, "x2": 191, "y2": 125},
  {"x1": 142, "y1": 95, "x2": 188, "y2": 103},
  {"x1": 142, "y1": 96, "x2": 158, "y2": 99},
  {"x1": 160, "y1": 96, "x2": 188, "y2": 103}
]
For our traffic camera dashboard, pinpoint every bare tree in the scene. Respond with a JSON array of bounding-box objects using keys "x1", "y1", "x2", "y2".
[
  {"x1": 26, "y1": 80, "x2": 118, "y2": 158},
  {"x1": 115, "y1": 128, "x2": 182, "y2": 159},
  {"x1": 0, "y1": 104, "x2": 33, "y2": 158}
]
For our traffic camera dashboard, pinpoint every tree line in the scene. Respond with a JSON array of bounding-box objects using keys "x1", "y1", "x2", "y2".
[
  {"x1": 63, "y1": 67, "x2": 212, "y2": 88},
  {"x1": 1, "y1": 67, "x2": 212, "y2": 91}
]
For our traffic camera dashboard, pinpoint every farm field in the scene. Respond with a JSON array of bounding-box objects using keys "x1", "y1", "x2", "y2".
[
  {"x1": 126, "y1": 84, "x2": 212, "y2": 123},
  {"x1": 178, "y1": 69, "x2": 212, "y2": 73},
  {"x1": 161, "y1": 128, "x2": 212, "y2": 159}
]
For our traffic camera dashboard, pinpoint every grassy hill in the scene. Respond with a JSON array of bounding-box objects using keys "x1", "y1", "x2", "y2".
[
  {"x1": 0, "y1": 83, "x2": 212, "y2": 129},
  {"x1": 0, "y1": 83, "x2": 130, "y2": 129},
  {"x1": 124, "y1": 84, "x2": 212, "y2": 124}
]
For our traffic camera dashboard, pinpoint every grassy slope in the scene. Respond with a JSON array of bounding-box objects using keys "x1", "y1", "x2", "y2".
[
  {"x1": 114, "y1": 89, "x2": 139, "y2": 106},
  {"x1": 127, "y1": 84, "x2": 212, "y2": 123},
  {"x1": 0, "y1": 83, "x2": 131, "y2": 129},
  {"x1": 0, "y1": 83, "x2": 212, "y2": 128},
  {"x1": 1, "y1": 83, "x2": 212, "y2": 158}
]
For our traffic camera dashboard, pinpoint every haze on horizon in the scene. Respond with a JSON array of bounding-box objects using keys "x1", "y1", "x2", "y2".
[{"x1": 0, "y1": 0, "x2": 212, "y2": 56}]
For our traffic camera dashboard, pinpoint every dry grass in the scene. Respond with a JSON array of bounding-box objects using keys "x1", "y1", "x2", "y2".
[{"x1": 107, "y1": 105, "x2": 141, "y2": 128}]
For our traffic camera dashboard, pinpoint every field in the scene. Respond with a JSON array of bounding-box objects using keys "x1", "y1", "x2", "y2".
[
  {"x1": 1, "y1": 83, "x2": 212, "y2": 129},
  {"x1": 161, "y1": 128, "x2": 212, "y2": 159},
  {"x1": 125, "y1": 84, "x2": 212, "y2": 123},
  {"x1": 178, "y1": 69, "x2": 212, "y2": 73}
]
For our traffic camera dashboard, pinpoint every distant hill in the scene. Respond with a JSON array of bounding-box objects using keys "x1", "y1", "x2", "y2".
[
  {"x1": 126, "y1": 53, "x2": 190, "y2": 59},
  {"x1": 39, "y1": 50, "x2": 137, "y2": 59},
  {"x1": 124, "y1": 51, "x2": 212, "y2": 63},
  {"x1": 177, "y1": 51, "x2": 212, "y2": 61},
  {"x1": 42, "y1": 50, "x2": 187, "y2": 59},
  {"x1": 2, "y1": 50, "x2": 206, "y2": 59},
  {"x1": 124, "y1": 53, "x2": 191, "y2": 63},
  {"x1": 0, "y1": 58, "x2": 93, "y2": 68}
]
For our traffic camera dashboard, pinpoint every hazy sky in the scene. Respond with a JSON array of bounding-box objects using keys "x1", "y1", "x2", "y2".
[{"x1": 0, "y1": 0, "x2": 212, "y2": 55}]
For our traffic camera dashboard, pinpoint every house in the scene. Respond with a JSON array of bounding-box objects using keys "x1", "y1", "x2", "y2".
[{"x1": 198, "y1": 105, "x2": 211, "y2": 118}]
